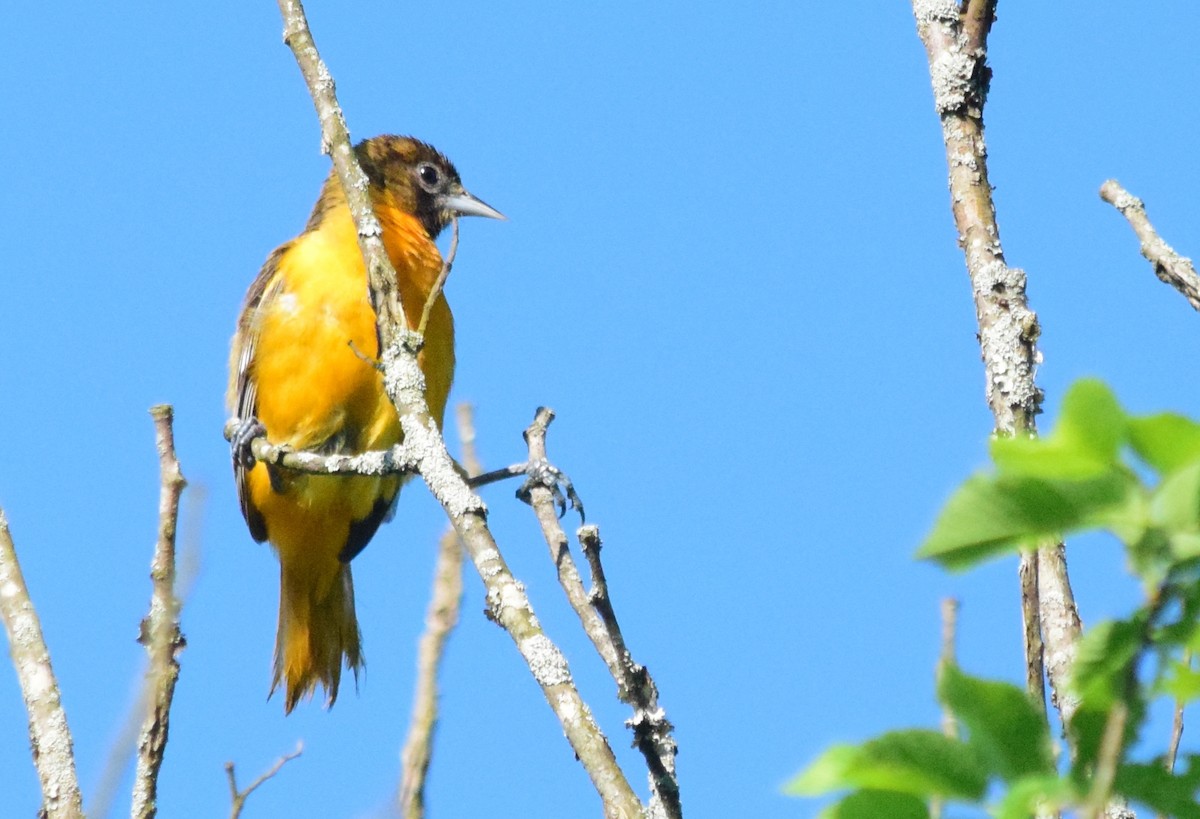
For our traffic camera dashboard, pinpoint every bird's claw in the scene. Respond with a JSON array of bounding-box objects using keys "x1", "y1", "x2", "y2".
[
  {"x1": 230, "y1": 416, "x2": 267, "y2": 469},
  {"x1": 515, "y1": 458, "x2": 585, "y2": 522}
]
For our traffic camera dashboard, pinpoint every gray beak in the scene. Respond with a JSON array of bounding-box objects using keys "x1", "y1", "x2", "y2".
[{"x1": 441, "y1": 191, "x2": 506, "y2": 221}]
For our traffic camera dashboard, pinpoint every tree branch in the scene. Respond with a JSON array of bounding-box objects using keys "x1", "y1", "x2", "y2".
[
  {"x1": 522, "y1": 408, "x2": 680, "y2": 818},
  {"x1": 224, "y1": 419, "x2": 421, "y2": 476},
  {"x1": 1100, "y1": 179, "x2": 1200, "y2": 312},
  {"x1": 397, "y1": 404, "x2": 476, "y2": 819},
  {"x1": 226, "y1": 742, "x2": 303, "y2": 819},
  {"x1": 131, "y1": 405, "x2": 188, "y2": 819},
  {"x1": 931, "y1": 598, "x2": 959, "y2": 819},
  {"x1": 579, "y1": 526, "x2": 679, "y2": 819},
  {"x1": 274, "y1": 3, "x2": 644, "y2": 815},
  {"x1": 912, "y1": 0, "x2": 1083, "y2": 741},
  {"x1": 0, "y1": 510, "x2": 84, "y2": 819},
  {"x1": 91, "y1": 486, "x2": 203, "y2": 819}
]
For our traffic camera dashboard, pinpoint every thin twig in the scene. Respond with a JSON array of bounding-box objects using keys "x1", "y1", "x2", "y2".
[
  {"x1": 397, "y1": 404, "x2": 477, "y2": 819},
  {"x1": 1020, "y1": 549, "x2": 1048, "y2": 721},
  {"x1": 579, "y1": 526, "x2": 680, "y2": 819},
  {"x1": 131, "y1": 405, "x2": 189, "y2": 819},
  {"x1": 912, "y1": 0, "x2": 1084, "y2": 742},
  {"x1": 521, "y1": 408, "x2": 681, "y2": 818},
  {"x1": 1166, "y1": 651, "x2": 1188, "y2": 774},
  {"x1": 417, "y1": 217, "x2": 459, "y2": 337},
  {"x1": 1084, "y1": 702, "x2": 1129, "y2": 819},
  {"x1": 1100, "y1": 179, "x2": 1200, "y2": 312},
  {"x1": 937, "y1": 598, "x2": 959, "y2": 735},
  {"x1": 1159, "y1": 674, "x2": 1186, "y2": 819},
  {"x1": 275, "y1": 3, "x2": 644, "y2": 816},
  {"x1": 1167, "y1": 700, "x2": 1185, "y2": 769},
  {"x1": 931, "y1": 598, "x2": 959, "y2": 819},
  {"x1": 91, "y1": 486, "x2": 204, "y2": 819},
  {"x1": 0, "y1": 510, "x2": 84, "y2": 818},
  {"x1": 226, "y1": 742, "x2": 303, "y2": 819}
]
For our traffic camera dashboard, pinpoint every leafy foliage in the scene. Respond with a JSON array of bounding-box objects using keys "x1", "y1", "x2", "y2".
[{"x1": 789, "y1": 380, "x2": 1200, "y2": 816}]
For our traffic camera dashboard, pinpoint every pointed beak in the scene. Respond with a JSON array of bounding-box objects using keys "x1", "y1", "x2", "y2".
[{"x1": 440, "y1": 190, "x2": 506, "y2": 221}]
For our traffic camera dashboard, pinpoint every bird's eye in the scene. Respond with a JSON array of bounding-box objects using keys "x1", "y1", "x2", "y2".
[{"x1": 417, "y1": 163, "x2": 441, "y2": 189}]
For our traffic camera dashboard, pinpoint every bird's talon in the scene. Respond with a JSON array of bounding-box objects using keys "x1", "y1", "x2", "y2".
[
  {"x1": 231, "y1": 417, "x2": 267, "y2": 469},
  {"x1": 516, "y1": 459, "x2": 585, "y2": 522}
]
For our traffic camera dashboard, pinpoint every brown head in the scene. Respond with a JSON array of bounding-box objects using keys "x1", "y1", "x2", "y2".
[{"x1": 315, "y1": 134, "x2": 505, "y2": 239}]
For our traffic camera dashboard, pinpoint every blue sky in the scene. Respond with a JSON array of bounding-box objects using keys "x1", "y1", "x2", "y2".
[{"x1": 2, "y1": 4, "x2": 1198, "y2": 817}]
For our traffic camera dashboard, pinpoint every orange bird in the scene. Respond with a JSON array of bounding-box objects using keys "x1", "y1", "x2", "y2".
[{"x1": 228, "y1": 135, "x2": 502, "y2": 712}]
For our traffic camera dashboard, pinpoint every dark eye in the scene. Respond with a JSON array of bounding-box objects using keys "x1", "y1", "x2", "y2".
[{"x1": 417, "y1": 163, "x2": 441, "y2": 189}]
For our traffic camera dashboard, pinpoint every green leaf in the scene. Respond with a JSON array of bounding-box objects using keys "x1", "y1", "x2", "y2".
[
  {"x1": 1071, "y1": 618, "x2": 1143, "y2": 709},
  {"x1": 918, "y1": 472, "x2": 1134, "y2": 570},
  {"x1": 1115, "y1": 760, "x2": 1200, "y2": 818},
  {"x1": 815, "y1": 790, "x2": 929, "y2": 819},
  {"x1": 937, "y1": 665, "x2": 1055, "y2": 781},
  {"x1": 1152, "y1": 462, "x2": 1200, "y2": 533},
  {"x1": 1171, "y1": 533, "x2": 1200, "y2": 562},
  {"x1": 1070, "y1": 707, "x2": 1149, "y2": 783},
  {"x1": 1126, "y1": 527, "x2": 1174, "y2": 587},
  {"x1": 1158, "y1": 658, "x2": 1200, "y2": 703},
  {"x1": 992, "y1": 774, "x2": 1079, "y2": 819},
  {"x1": 1129, "y1": 412, "x2": 1200, "y2": 476},
  {"x1": 786, "y1": 730, "x2": 987, "y2": 799},
  {"x1": 991, "y1": 379, "x2": 1126, "y2": 479}
]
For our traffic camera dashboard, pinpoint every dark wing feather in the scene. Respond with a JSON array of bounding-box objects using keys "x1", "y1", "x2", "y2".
[
  {"x1": 338, "y1": 492, "x2": 399, "y2": 563},
  {"x1": 230, "y1": 244, "x2": 290, "y2": 543}
]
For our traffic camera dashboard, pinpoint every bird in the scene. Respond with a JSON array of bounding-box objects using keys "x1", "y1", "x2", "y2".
[{"x1": 227, "y1": 135, "x2": 503, "y2": 712}]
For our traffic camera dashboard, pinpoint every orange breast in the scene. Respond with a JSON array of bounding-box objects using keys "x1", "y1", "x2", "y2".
[{"x1": 243, "y1": 199, "x2": 455, "y2": 572}]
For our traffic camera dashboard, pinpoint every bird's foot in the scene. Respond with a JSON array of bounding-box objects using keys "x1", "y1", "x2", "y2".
[
  {"x1": 229, "y1": 416, "x2": 267, "y2": 469},
  {"x1": 468, "y1": 458, "x2": 585, "y2": 522}
]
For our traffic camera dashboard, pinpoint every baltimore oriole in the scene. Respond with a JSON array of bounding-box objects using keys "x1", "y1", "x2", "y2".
[{"x1": 228, "y1": 135, "x2": 502, "y2": 712}]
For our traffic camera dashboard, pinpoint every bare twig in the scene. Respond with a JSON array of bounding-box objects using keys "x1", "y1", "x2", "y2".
[
  {"x1": 523, "y1": 410, "x2": 618, "y2": 674},
  {"x1": 1084, "y1": 702, "x2": 1129, "y2": 819},
  {"x1": 91, "y1": 486, "x2": 204, "y2": 819},
  {"x1": 936, "y1": 598, "x2": 959, "y2": 736},
  {"x1": 0, "y1": 510, "x2": 83, "y2": 818},
  {"x1": 417, "y1": 217, "x2": 459, "y2": 337},
  {"x1": 275, "y1": 3, "x2": 644, "y2": 816},
  {"x1": 580, "y1": 526, "x2": 680, "y2": 819},
  {"x1": 1100, "y1": 179, "x2": 1200, "y2": 312},
  {"x1": 931, "y1": 598, "x2": 959, "y2": 819},
  {"x1": 1159, "y1": 684, "x2": 1186, "y2": 819},
  {"x1": 226, "y1": 742, "x2": 303, "y2": 819},
  {"x1": 1166, "y1": 651, "x2": 1188, "y2": 776},
  {"x1": 1020, "y1": 549, "x2": 1048, "y2": 721},
  {"x1": 521, "y1": 408, "x2": 681, "y2": 817},
  {"x1": 912, "y1": 0, "x2": 1083, "y2": 740},
  {"x1": 131, "y1": 405, "x2": 188, "y2": 819},
  {"x1": 397, "y1": 404, "x2": 477, "y2": 819}
]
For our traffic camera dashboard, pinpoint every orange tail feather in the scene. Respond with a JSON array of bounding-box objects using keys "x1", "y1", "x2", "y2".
[{"x1": 273, "y1": 560, "x2": 363, "y2": 713}]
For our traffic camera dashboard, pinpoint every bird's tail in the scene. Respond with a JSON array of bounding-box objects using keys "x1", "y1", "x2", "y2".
[{"x1": 273, "y1": 559, "x2": 363, "y2": 713}]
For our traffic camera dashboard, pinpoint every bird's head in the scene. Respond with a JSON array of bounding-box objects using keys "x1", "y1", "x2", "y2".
[{"x1": 357, "y1": 135, "x2": 504, "y2": 239}]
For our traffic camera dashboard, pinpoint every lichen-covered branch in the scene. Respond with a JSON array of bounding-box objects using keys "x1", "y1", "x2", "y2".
[
  {"x1": 397, "y1": 405, "x2": 476, "y2": 819},
  {"x1": 224, "y1": 418, "x2": 421, "y2": 477},
  {"x1": 131, "y1": 405, "x2": 188, "y2": 819},
  {"x1": 0, "y1": 510, "x2": 83, "y2": 819},
  {"x1": 912, "y1": 0, "x2": 1083, "y2": 738},
  {"x1": 275, "y1": 3, "x2": 644, "y2": 815},
  {"x1": 1100, "y1": 179, "x2": 1200, "y2": 312},
  {"x1": 521, "y1": 409, "x2": 681, "y2": 818},
  {"x1": 91, "y1": 487, "x2": 203, "y2": 819},
  {"x1": 579, "y1": 526, "x2": 679, "y2": 819}
]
